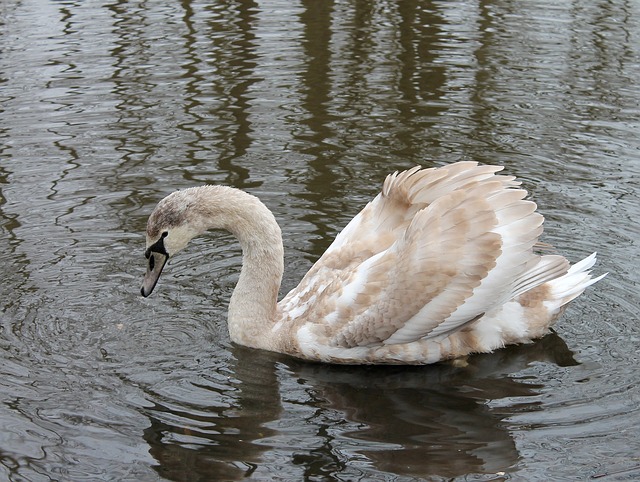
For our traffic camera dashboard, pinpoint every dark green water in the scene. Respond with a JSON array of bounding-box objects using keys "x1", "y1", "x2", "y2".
[{"x1": 1, "y1": 0, "x2": 639, "y2": 480}]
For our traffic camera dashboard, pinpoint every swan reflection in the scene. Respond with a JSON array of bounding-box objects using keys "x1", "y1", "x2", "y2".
[{"x1": 141, "y1": 333, "x2": 577, "y2": 479}]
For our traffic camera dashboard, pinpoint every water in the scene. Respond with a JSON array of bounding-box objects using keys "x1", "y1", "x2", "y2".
[{"x1": 1, "y1": 0, "x2": 639, "y2": 480}]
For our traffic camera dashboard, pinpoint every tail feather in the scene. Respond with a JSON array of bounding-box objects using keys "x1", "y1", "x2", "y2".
[
  {"x1": 545, "y1": 252, "x2": 607, "y2": 307},
  {"x1": 491, "y1": 252, "x2": 607, "y2": 343}
]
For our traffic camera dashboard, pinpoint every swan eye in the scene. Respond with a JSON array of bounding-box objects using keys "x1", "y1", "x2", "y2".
[{"x1": 145, "y1": 232, "x2": 170, "y2": 260}]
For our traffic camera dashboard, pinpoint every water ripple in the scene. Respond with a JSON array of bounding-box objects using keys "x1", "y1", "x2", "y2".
[{"x1": 1, "y1": 0, "x2": 638, "y2": 480}]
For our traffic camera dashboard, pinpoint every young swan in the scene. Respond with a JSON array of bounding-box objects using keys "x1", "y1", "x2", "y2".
[{"x1": 141, "y1": 162, "x2": 606, "y2": 365}]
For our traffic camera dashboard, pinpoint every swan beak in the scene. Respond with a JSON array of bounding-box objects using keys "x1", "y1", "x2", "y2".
[{"x1": 141, "y1": 251, "x2": 168, "y2": 297}]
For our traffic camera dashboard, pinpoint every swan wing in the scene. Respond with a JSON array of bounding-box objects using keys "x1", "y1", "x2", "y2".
[{"x1": 280, "y1": 162, "x2": 568, "y2": 349}]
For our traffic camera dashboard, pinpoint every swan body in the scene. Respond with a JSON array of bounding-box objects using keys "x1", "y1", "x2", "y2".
[{"x1": 141, "y1": 162, "x2": 606, "y2": 364}]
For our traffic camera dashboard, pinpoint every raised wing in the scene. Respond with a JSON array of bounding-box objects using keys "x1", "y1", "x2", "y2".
[{"x1": 279, "y1": 162, "x2": 568, "y2": 348}]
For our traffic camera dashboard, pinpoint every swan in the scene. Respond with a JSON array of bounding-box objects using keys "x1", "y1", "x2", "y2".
[{"x1": 140, "y1": 162, "x2": 606, "y2": 364}]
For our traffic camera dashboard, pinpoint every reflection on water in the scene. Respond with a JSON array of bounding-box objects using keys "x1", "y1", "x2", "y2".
[
  {"x1": 140, "y1": 334, "x2": 578, "y2": 481},
  {"x1": 143, "y1": 353, "x2": 283, "y2": 481},
  {"x1": 1, "y1": 0, "x2": 639, "y2": 480}
]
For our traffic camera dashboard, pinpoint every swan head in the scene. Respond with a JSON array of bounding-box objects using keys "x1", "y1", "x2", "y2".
[
  {"x1": 140, "y1": 184, "x2": 281, "y2": 297},
  {"x1": 140, "y1": 189, "x2": 206, "y2": 297}
]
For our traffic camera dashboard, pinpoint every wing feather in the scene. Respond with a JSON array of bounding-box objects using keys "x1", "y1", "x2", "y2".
[{"x1": 279, "y1": 162, "x2": 563, "y2": 350}]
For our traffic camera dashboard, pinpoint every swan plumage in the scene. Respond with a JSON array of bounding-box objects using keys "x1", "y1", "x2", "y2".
[{"x1": 141, "y1": 162, "x2": 606, "y2": 364}]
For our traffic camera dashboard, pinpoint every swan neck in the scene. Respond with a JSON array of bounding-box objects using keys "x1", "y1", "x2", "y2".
[{"x1": 219, "y1": 190, "x2": 284, "y2": 349}]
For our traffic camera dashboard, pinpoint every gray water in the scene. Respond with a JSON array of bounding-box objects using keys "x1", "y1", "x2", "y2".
[{"x1": 1, "y1": 0, "x2": 639, "y2": 480}]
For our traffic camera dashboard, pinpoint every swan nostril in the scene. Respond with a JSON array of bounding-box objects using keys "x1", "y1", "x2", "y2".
[{"x1": 149, "y1": 255, "x2": 155, "y2": 271}]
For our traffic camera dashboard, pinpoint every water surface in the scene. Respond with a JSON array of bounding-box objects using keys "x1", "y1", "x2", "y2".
[{"x1": 1, "y1": 0, "x2": 639, "y2": 480}]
